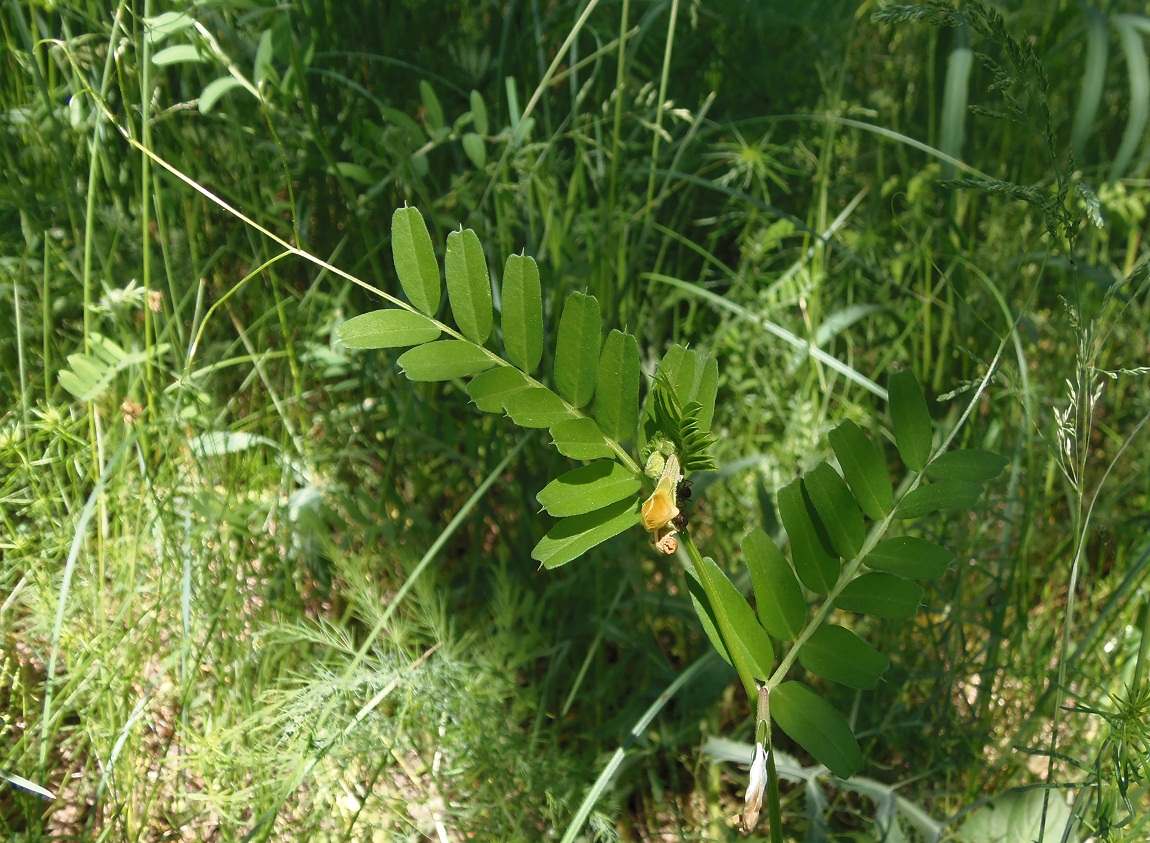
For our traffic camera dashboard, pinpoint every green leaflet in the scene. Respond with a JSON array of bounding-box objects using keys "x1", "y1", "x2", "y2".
[
  {"x1": 742, "y1": 527, "x2": 805, "y2": 640},
  {"x1": 925, "y1": 449, "x2": 1008, "y2": 482},
  {"x1": 888, "y1": 370, "x2": 932, "y2": 471},
  {"x1": 777, "y1": 479, "x2": 840, "y2": 594},
  {"x1": 469, "y1": 89, "x2": 488, "y2": 135},
  {"x1": 836, "y1": 573, "x2": 924, "y2": 618},
  {"x1": 803, "y1": 463, "x2": 867, "y2": 559},
  {"x1": 896, "y1": 479, "x2": 984, "y2": 519},
  {"x1": 536, "y1": 461, "x2": 640, "y2": 517},
  {"x1": 419, "y1": 79, "x2": 445, "y2": 132},
  {"x1": 653, "y1": 345, "x2": 718, "y2": 432},
  {"x1": 337, "y1": 309, "x2": 441, "y2": 349},
  {"x1": 466, "y1": 367, "x2": 531, "y2": 413},
  {"x1": 554, "y1": 292, "x2": 601, "y2": 408},
  {"x1": 396, "y1": 341, "x2": 495, "y2": 381},
  {"x1": 828, "y1": 419, "x2": 893, "y2": 520},
  {"x1": 531, "y1": 497, "x2": 641, "y2": 569},
  {"x1": 549, "y1": 418, "x2": 616, "y2": 460},
  {"x1": 798, "y1": 624, "x2": 889, "y2": 689},
  {"x1": 445, "y1": 228, "x2": 493, "y2": 344},
  {"x1": 864, "y1": 536, "x2": 954, "y2": 579},
  {"x1": 501, "y1": 254, "x2": 543, "y2": 374},
  {"x1": 391, "y1": 206, "x2": 441, "y2": 316},
  {"x1": 502, "y1": 387, "x2": 575, "y2": 428},
  {"x1": 594, "y1": 330, "x2": 639, "y2": 442},
  {"x1": 685, "y1": 556, "x2": 775, "y2": 681},
  {"x1": 771, "y1": 681, "x2": 864, "y2": 778}
]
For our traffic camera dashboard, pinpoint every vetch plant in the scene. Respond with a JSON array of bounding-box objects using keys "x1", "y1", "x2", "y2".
[{"x1": 339, "y1": 205, "x2": 1006, "y2": 836}]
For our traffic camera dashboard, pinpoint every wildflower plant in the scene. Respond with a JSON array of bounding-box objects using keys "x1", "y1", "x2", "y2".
[{"x1": 340, "y1": 205, "x2": 1005, "y2": 834}]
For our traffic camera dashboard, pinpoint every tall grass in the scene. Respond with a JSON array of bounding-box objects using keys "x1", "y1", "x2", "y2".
[{"x1": 2, "y1": 0, "x2": 1149, "y2": 840}]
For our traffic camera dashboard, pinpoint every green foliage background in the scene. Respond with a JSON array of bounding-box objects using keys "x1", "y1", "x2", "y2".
[{"x1": 2, "y1": 0, "x2": 1149, "y2": 840}]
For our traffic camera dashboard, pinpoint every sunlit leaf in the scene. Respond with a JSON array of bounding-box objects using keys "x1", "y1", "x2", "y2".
[
  {"x1": 742, "y1": 527, "x2": 806, "y2": 640},
  {"x1": 338, "y1": 309, "x2": 440, "y2": 349},
  {"x1": 595, "y1": 330, "x2": 640, "y2": 441},
  {"x1": 895, "y1": 480, "x2": 983, "y2": 519},
  {"x1": 500, "y1": 254, "x2": 543, "y2": 374},
  {"x1": 925, "y1": 449, "x2": 1007, "y2": 482},
  {"x1": 686, "y1": 556, "x2": 775, "y2": 680},
  {"x1": 465, "y1": 366, "x2": 530, "y2": 413},
  {"x1": 445, "y1": 228, "x2": 493, "y2": 343},
  {"x1": 392, "y1": 206, "x2": 441, "y2": 316},
  {"x1": 503, "y1": 387, "x2": 575, "y2": 428},
  {"x1": 798, "y1": 624, "x2": 889, "y2": 689},
  {"x1": 889, "y1": 370, "x2": 932, "y2": 471},
  {"x1": 778, "y1": 479, "x2": 839, "y2": 593},
  {"x1": 549, "y1": 417, "x2": 616, "y2": 460},
  {"x1": 536, "y1": 461, "x2": 641, "y2": 517},
  {"x1": 772, "y1": 681, "x2": 864, "y2": 778},
  {"x1": 531, "y1": 498, "x2": 640, "y2": 568},
  {"x1": 836, "y1": 573, "x2": 924, "y2": 618},
  {"x1": 829, "y1": 419, "x2": 893, "y2": 520},
  {"x1": 864, "y1": 536, "x2": 954, "y2": 580},
  {"x1": 804, "y1": 463, "x2": 866, "y2": 559},
  {"x1": 199, "y1": 76, "x2": 247, "y2": 112},
  {"x1": 397, "y1": 341, "x2": 494, "y2": 381},
  {"x1": 554, "y1": 292, "x2": 601, "y2": 408}
]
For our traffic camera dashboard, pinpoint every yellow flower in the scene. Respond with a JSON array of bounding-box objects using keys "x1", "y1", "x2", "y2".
[{"x1": 641, "y1": 453, "x2": 682, "y2": 554}]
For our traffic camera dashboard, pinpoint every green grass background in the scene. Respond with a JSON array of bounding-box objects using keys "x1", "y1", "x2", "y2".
[{"x1": 2, "y1": 0, "x2": 1149, "y2": 840}]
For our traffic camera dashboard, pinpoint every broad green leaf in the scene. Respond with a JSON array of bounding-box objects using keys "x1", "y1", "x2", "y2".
[
  {"x1": 500, "y1": 254, "x2": 543, "y2": 374},
  {"x1": 144, "y1": 11, "x2": 195, "y2": 45},
  {"x1": 392, "y1": 206, "x2": 441, "y2": 316},
  {"x1": 549, "y1": 417, "x2": 615, "y2": 460},
  {"x1": 777, "y1": 479, "x2": 839, "y2": 594},
  {"x1": 419, "y1": 80, "x2": 445, "y2": 132},
  {"x1": 536, "y1": 461, "x2": 641, "y2": 517},
  {"x1": 554, "y1": 292, "x2": 601, "y2": 408},
  {"x1": 798, "y1": 624, "x2": 889, "y2": 689},
  {"x1": 836, "y1": 573, "x2": 924, "y2": 618},
  {"x1": 655, "y1": 346, "x2": 718, "y2": 431},
  {"x1": 829, "y1": 419, "x2": 893, "y2": 520},
  {"x1": 397, "y1": 341, "x2": 495, "y2": 381},
  {"x1": 686, "y1": 556, "x2": 775, "y2": 680},
  {"x1": 955, "y1": 788, "x2": 1075, "y2": 843},
  {"x1": 445, "y1": 228, "x2": 493, "y2": 343},
  {"x1": 595, "y1": 330, "x2": 640, "y2": 441},
  {"x1": 532, "y1": 498, "x2": 640, "y2": 569},
  {"x1": 338, "y1": 310, "x2": 440, "y2": 349},
  {"x1": 742, "y1": 527, "x2": 806, "y2": 640},
  {"x1": 253, "y1": 29, "x2": 273, "y2": 84},
  {"x1": 465, "y1": 366, "x2": 530, "y2": 413},
  {"x1": 469, "y1": 89, "x2": 489, "y2": 135},
  {"x1": 199, "y1": 76, "x2": 247, "y2": 112},
  {"x1": 889, "y1": 370, "x2": 932, "y2": 471},
  {"x1": 925, "y1": 449, "x2": 1007, "y2": 482},
  {"x1": 804, "y1": 463, "x2": 866, "y2": 559},
  {"x1": 895, "y1": 480, "x2": 983, "y2": 519},
  {"x1": 503, "y1": 387, "x2": 575, "y2": 428},
  {"x1": 865, "y1": 537, "x2": 954, "y2": 580},
  {"x1": 461, "y1": 133, "x2": 486, "y2": 168},
  {"x1": 152, "y1": 44, "x2": 204, "y2": 66},
  {"x1": 772, "y1": 681, "x2": 864, "y2": 778}
]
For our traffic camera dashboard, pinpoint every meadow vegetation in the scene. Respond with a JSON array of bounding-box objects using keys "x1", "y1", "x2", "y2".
[{"x1": 2, "y1": 1, "x2": 1149, "y2": 840}]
